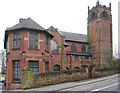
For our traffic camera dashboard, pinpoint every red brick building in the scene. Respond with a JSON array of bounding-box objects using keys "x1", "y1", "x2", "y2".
[
  {"x1": 88, "y1": 1, "x2": 112, "y2": 68},
  {"x1": 4, "y1": 1, "x2": 112, "y2": 89}
]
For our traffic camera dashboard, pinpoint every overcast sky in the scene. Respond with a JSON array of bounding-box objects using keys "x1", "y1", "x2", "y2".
[{"x1": 0, "y1": 0, "x2": 119, "y2": 53}]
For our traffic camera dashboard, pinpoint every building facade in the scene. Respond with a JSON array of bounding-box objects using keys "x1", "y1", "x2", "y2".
[{"x1": 4, "y1": 1, "x2": 112, "y2": 89}]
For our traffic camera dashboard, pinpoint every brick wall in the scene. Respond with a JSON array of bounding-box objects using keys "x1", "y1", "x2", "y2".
[
  {"x1": 92, "y1": 68, "x2": 119, "y2": 78},
  {"x1": 21, "y1": 67, "x2": 88, "y2": 89},
  {"x1": 20, "y1": 67, "x2": 119, "y2": 89}
]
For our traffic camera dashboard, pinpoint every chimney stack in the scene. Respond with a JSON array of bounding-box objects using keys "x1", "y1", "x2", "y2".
[{"x1": 19, "y1": 18, "x2": 26, "y2": 23}]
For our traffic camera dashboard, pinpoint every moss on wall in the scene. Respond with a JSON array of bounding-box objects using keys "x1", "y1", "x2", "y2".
[
  {"x1": 21, "y1": 67, "x2": 119, "y2": 89},
  {"x1": 21, "y1": 69, "x2": 88, "y2": 89},
  {"x1": 21, "y1": 67, "x2": 34, "y2": 89},
  {"x1": 92, "y1": 68, "x2": 119, "y2": 78}
]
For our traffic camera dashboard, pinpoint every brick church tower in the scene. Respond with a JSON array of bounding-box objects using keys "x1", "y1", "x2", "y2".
[{"x1": 88, "y1": 1, "x2": 112, "y2": 68}]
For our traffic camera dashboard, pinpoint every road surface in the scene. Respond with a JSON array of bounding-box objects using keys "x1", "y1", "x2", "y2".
[{"x1": 59, "y1": 74, "x2": 120, "y2": 92}]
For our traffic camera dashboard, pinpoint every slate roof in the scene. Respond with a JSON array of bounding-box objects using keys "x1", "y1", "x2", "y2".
[
  {"x1": 58, "y1": 31, "x2": 88, "y2": 43},
  {"x1": 4, "y1": 18, "x2": 54, "y2": 49},
  {"x1": 6, "y1": 17, "x2": 45, "y2": 31}
]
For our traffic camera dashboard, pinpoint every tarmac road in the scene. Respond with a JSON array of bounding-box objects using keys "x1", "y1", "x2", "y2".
[{"x1": 59, "y1": 74, "x2": 120, "y2": 92}]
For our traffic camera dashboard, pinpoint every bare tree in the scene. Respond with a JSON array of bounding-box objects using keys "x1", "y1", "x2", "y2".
[
  {"x1": 104, "y1": 44, "x2": 120, "y2": 68},
  {"x1": 0, "y1": 49, "x2": 6, "y2": 74}
]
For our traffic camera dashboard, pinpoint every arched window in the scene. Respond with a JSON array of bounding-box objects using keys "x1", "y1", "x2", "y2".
[
  {"x1": 82, "y1": 44, "x2": 86, "y2": 52},
  {"x1": 91, "y1": 12, "x2": 96, "y2": 20},
  {"x1": 66, "y1": 67, "x2": 69, "y2": 70},
  {"x1": 53, "y1": 65, "x2": 60, "y2": 71},
  {"x1": 73, "y1": 67, "x2": 80, "y2": 70},
  {"x1": 51, "y1": 40, "x2": 59, "y2": 53},
  {"x1": 71, "y1": 43, "x2": 77, "y2": 52},
  {"x1": 101, "y1": 11, "x2": 108, "y2": 18}
]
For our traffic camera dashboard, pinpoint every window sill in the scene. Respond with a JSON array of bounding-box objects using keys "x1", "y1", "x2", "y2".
[
  {"x1": 85, "y1": 60, "x2": 90, "y2": 61},
  {"x1": 51, "y1": 53, "x2": 59, "y2": 55},
  {"x1": 45, "y1": 50, "x2": 49, "y2": 53},
  {"x1": 29, "y1": 48, "x2": 39, "y2": 50},
  {"x1": 12, "y1": 48, "x2": 20, "y2": 50},
  {"x1": 12, "y1": 81, "x2": 21, "y2": 83}
]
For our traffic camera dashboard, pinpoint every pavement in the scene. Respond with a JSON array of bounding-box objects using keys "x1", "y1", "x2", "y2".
[
  {"x1": 0, "y1": 82, "x2": 6, "y2": 93},
  {"x1": 0, "y1": 82, "x2": 2, "y2": 93},
  {"x1": 2, "y1": 73, "x2": 119, "y2": 92}
]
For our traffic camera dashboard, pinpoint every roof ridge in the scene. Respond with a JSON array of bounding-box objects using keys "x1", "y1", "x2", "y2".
[
  {"x1": 59, "y1": 30, "x2": 87, "y2": 36},
  {"x1": 6, "y1": 17, "x2": 45, "y2": 31},
  {"x1": 7, "y1": 17, "x2": 30, "y2": 30},
  {"x1": 58, "y1": 30, "x2": 88, "y2": 42}
]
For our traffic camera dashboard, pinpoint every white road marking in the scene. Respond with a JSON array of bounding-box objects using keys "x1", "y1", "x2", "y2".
[
  {"x1": 60, "y1": 77, "x2": 118, "y2": 91},
  {"x1": 91, "y1": 83, "x2": 119, "y2": 91},
  {"x1": 61, "y1": 81, "x2": 105, "y2": 91}
]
